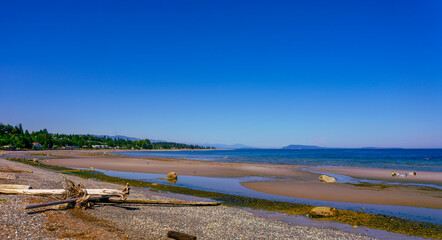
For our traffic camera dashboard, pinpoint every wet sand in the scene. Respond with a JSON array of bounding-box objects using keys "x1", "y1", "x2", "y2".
[
  {"x1": 241, "y1": 180, "x2": 442, "y2": 209},
  {"x1": 10, "y1": 150, "x2": 442, "y2": 209},
  {"x1": 313, "y1": 166, "x2": 442, "y2": 186},
  {"x1": 38, "y1": 151, "x2": 316, "y2": 178}
]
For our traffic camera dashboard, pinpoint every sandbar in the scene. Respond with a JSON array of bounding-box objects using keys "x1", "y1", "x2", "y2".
[
  {"x1": 37, "y1": 150, "x2": 316, "y2": 178},
  {"x1": 241, "y1": 180, "x2": 442, "y2": 209},
  {"x1": 313, "y1": 166, "x2": 442, "y2": 186}
]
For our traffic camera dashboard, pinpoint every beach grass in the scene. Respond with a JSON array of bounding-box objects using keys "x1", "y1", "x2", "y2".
[{"x1": 6, "y1": 157, "x2": 442, "y2": 239}]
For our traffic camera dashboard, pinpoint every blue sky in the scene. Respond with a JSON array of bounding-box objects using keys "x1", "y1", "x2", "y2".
[{"x1": 1, "y1": 0, "x2": 441, "y2": 148}]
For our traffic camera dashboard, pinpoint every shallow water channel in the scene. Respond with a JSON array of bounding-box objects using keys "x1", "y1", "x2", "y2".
[{"x1": 89, "y1": 168, "x2": 442, "y2": 225}]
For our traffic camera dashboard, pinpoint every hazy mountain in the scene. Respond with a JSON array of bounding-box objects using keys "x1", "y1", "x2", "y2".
[
  {"x1": 149, "y1": 139, "x2": 168, "y2": 143},
  {"x1": 91, "y1": 135, "x2": 173, "y2": 143},
  {"x1": 91, "y1": 135, "x2": 253, "y2": 148},
  {"x1": 92, "y1": 135, "x2": 141, "y2": 141}
]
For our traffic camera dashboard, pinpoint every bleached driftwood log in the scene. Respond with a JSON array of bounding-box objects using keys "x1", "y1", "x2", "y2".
[
  {"x1": 0, "y1": 188, "x2": 127, "y2": 197},
  {"x1": 0, "y1": 184, "x2": 31, "y2": 189}
]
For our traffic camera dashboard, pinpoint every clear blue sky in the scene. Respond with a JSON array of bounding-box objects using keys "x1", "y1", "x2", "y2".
[{"x1": 1, "y1": 0, "x2": 441, "y2": 148}]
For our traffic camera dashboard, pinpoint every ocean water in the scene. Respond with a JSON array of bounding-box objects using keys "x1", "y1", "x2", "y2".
[{"x1": 119, "y1": 149, "x2": 442, "y2": 172}]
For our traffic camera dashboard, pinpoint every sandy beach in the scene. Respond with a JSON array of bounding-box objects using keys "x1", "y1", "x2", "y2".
[
  {"x1": 2, "y1": 150, "x2": 442, "y2": 239},
  {"x1": 1, "y1": 156, "x2": 378, "y2": 239},
  {"x1": 9, "y1": 150, "x2": 442, "y2": 209}
]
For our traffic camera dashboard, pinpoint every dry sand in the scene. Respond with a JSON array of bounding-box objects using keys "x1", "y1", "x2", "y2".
[{"x1": 11, "y1": 150, "x2": 442, "y2": 209}]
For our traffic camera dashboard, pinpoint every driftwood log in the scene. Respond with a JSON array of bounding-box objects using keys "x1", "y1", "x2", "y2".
[
  {"x1": 167, "y1": 230, "x2": 197, "y2": 240},
  {"x1": 94, "y1": 198, "x2": 220, "y2": 206},
  {"x1": 0, "y1": 188, "x2": 128, "y2": 197},
  {"x1": 0, "y1": 184, "x2": 31, "y2": 189},
  {"x1": 0, "y1": 167, "x2": 33, "y2": 173},
  {"x1": 25, "y1": 196, "x2": 106, "y2": 209},
  {"x1": 18, "y1": 177, "x2": 217, "y2": 212},
  {"x1": 25, "y1": 197, "x2": 220, "y2": 210}
]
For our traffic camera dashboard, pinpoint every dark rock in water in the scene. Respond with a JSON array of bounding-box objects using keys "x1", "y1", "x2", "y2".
[{"x1": 167, "y1": 172, "x2": 178, "y2": 179}]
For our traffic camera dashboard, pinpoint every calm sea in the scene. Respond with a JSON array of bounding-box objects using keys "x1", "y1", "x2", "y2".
[{"x1": 119, "y1": 149, "x2": 442, "y2": 172}]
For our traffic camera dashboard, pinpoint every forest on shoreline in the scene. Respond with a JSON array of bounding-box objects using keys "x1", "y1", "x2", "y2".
[{"x1": 0, "y1": 123, "x2": 212, "y2": 150}]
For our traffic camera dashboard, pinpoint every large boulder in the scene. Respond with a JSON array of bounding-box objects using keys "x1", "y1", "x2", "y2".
[
  {"x1": 319, "y1": 175, "x2": 336, "y2": 183},
  {"x1": 309, "y1": 207, "x2": 337, "y2": 218},
  {"x1": 167, "y1": 172, "x2": 178, "y2": 179}
]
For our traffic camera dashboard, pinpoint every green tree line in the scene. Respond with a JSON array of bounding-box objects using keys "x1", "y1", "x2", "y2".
[{"x1": 0, "y1": 123, "x2": 214, "y2": 150}]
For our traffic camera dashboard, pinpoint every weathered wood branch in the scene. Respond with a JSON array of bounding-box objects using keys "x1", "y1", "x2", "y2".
[
  {"x1": 26, "y1": 197, "x2": 219, "y2": 210},
  {"x1": 95, "y1": 198, "x2": 220, "y2": 206},
  {"x1": 0, "y1": 167, "x2": 32, "y2": 173},
  {"x1": 0, "y1": 188, "x2": 127, "y2": 197},
  {"x1": 0, "y1": 184, "x2": 31, "y2": 189},
  {"x1": 25, "y1": 196, "x2": 106, "y2": 209},
  {"x1": 167, "y1": 230, "x2": 197, "y2": 240}
]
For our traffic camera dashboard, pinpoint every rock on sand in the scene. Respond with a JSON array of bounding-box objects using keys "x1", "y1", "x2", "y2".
[
  {"x1": 319, "y1": 175, "x2": 336, "y2": 183},
  {"x1": 309, "y1": 207, "x2": 338, "y2": 217}
]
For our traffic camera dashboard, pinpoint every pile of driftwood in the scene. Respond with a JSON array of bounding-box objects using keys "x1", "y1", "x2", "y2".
[
  {"x1": 0, "y1": 167, "x2": 214, "y2": 239},
  {"x1": 0, "y1": 178, "x2": 220, "y2": 210}
]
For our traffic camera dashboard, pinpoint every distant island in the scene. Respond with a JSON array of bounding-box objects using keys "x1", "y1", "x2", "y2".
[{"x1": 0, "y1": 123, "x2": 213, "y2": 150}]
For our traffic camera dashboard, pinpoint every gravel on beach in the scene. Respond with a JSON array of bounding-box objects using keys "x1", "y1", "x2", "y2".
[{"x1": 0, "y1": 158, "x2": 375, "y2": 240}]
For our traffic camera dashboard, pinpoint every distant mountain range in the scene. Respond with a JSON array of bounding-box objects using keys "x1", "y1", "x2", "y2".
[
  {"x1": 92, "y1": 135, "x2": 141, "y2": 141},
  {"x1": 89, "y1": 136, "x2": 404, "y2": 150},
  {"x1": 93, "y1": 135, "x2": 171, "y2": 143}
]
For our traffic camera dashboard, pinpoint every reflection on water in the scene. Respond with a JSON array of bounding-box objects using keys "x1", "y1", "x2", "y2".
[
  {"x1": 92, "y1": 168, "x2": 442, "y2": 225},
  {"x1": 167, "y1": 178, "x2": 177, "y2": 184}
]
